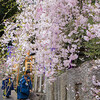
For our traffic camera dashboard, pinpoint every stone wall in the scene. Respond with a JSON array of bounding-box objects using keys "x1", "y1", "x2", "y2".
[{"x1": 46, "y1": 60, "x2": 100, "y2": 100}]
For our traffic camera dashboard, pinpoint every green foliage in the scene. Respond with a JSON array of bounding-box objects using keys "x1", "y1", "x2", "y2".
[
  {"x1": 91, "y1": 0, "x2": 96, "y2": 5},
  {"x1": 88, "y1": 16, "x2": 95, "y2": 25},
  {"x1": 74, "y1": 37, "x2": 100, "y2": 66},
  {"x1": 0, "y1": 0, "x2": 18, "y2": 21},
  {"x1": 84, "y1": 37, "x2": 100, "y2": 60}
]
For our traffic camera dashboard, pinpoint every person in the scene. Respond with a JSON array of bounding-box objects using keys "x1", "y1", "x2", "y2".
[
  {"x1": 17, "y1": 75, "x2": 30, "y2": 100},
  {"x1": 22, "y1": 70, "x2": 32, "y2": 91},
  {"x1": 17, "y1": 70, "x2": 32, "y2": 100},
  {"x1": 1, "y1": 74, "x2": 14, "y2": 98},
  {"x1": 1, "y1": 74, "x2": 7, "y2": 98}
]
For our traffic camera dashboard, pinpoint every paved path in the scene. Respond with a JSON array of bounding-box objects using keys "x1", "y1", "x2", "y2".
[{"x1": 0, "y1": 81, "x2": 17, "y2": 100}]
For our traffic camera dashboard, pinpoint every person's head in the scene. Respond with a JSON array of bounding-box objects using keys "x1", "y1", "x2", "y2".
[
  {"x1": 8, "y1": 74, "x2": 11, "y2": 78},
  {"x1": 24, "y1": 75, "x2": 28, "y2": 80},
  {"x1": 26, "y1": 70, "x2": 30, "y2": 76}
]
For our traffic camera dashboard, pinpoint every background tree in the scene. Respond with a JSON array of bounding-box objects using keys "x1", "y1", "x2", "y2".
[{"x1": 0, "y1": 0, "x2": 20, "y2": 67}]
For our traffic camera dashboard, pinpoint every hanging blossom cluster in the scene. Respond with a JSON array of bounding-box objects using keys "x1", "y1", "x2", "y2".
[
  {"x1": 32, "y1": 0, "x2": 100, "y2": 73},
  {"x1": 0, "y1": 0, "x2": 100, "y2": 77},
  {"x1": 60, "y1": 1, "x2": 100, "y2": 67}
]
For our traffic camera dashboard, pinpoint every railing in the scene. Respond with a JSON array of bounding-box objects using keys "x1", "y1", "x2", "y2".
[
  {"x1": 33, "y1": 74, "x2": 46, "y2": 93},
  {"x1": 29, "y1": 74, "x2": 46, "y2": 100}
]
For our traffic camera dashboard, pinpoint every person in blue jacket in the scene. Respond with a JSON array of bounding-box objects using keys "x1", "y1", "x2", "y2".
[
  {"x1": 17, "y1": 75, "x2": 30, "y2": 100},
  {"x1": 1, "y1": 74, "x2": 14, "y2": 98},
  {"x1": 22, "y1": 70, "x2": 32, "y2": 90},
  {"x1": 17, "y1": 70, "x2": 32, "y2": 100}
]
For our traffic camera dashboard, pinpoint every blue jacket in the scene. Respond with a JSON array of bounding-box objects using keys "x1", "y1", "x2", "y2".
[
  {"x1": 22, "y1": 75, "x2": 32, "y2": 90},
  {"x1": 17, "y1": 77, "x2": 30, "y2": 99},
  {"x1": 1, "y1": 78, "x2": 14, "y2": 96}
]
